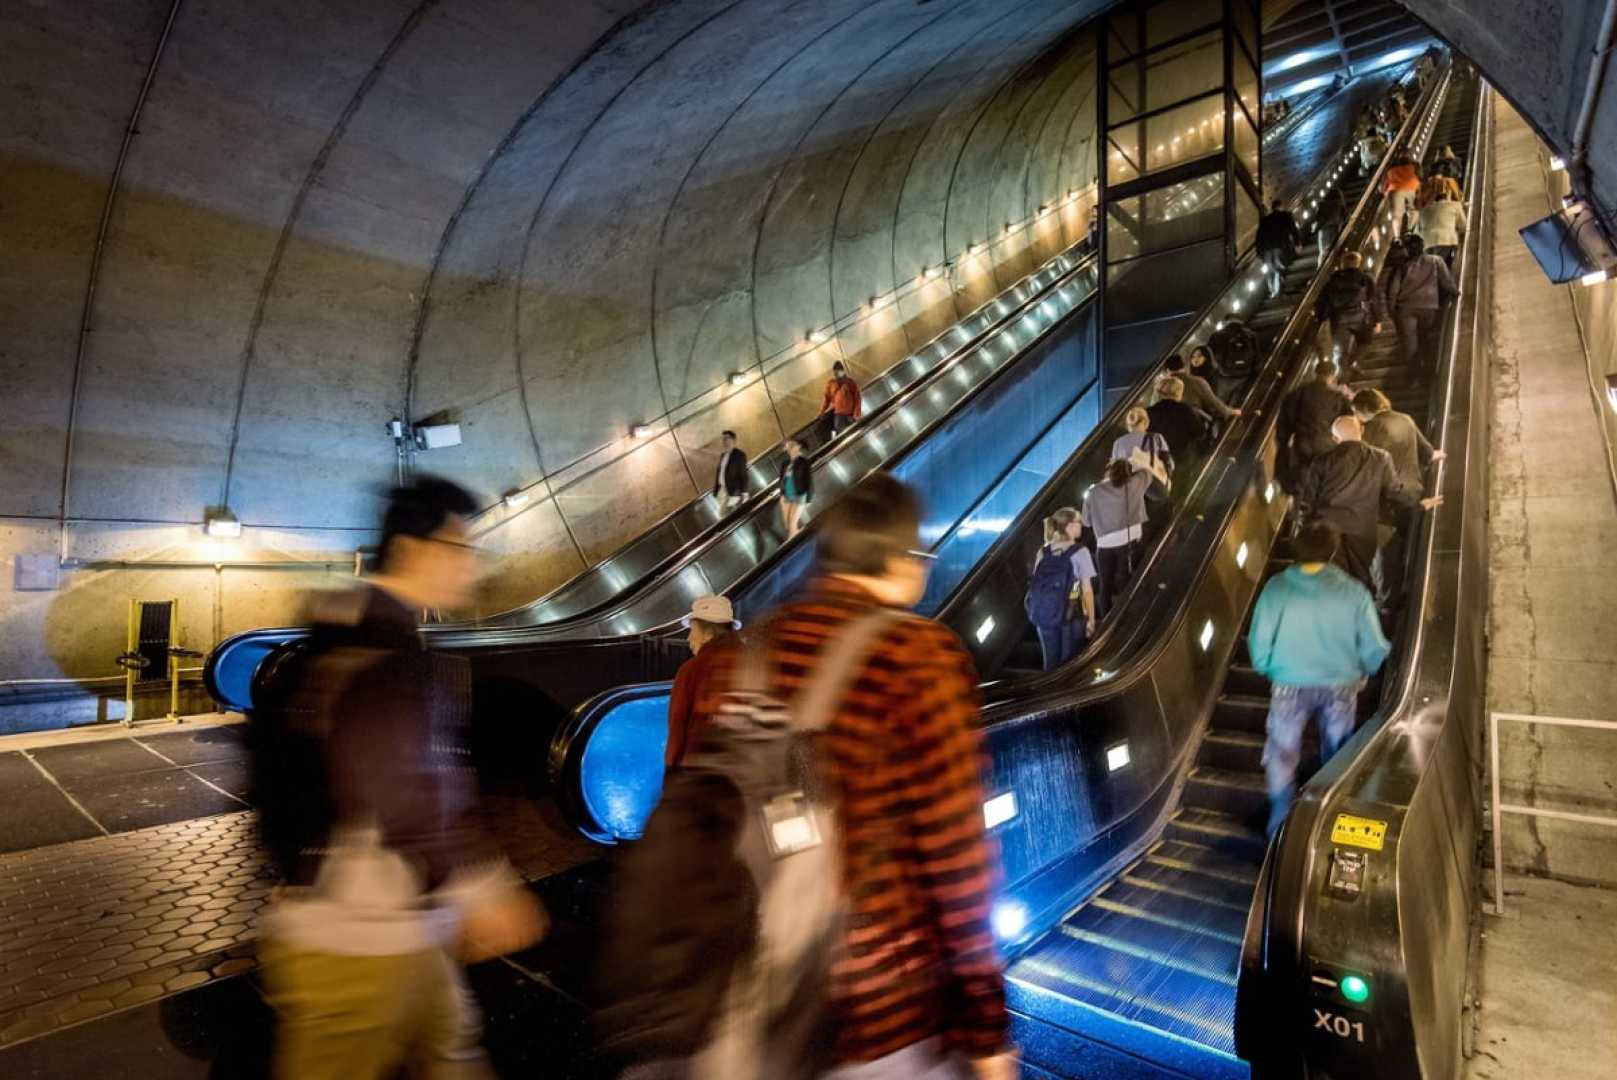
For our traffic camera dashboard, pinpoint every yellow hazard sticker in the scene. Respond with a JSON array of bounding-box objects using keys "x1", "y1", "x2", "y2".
[{"x1": 1331, "y1": 814, "x2": 1387, "y2": 852}]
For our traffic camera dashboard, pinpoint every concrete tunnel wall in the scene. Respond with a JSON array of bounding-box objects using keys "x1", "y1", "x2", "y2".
[{"x1": 3, "y1": 0, "x2": 1617, "y2": 716}]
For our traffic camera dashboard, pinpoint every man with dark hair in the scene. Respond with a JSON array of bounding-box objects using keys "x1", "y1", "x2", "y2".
[
  {"x1": 1352, "y1": 388, "x2": 1445, "y2": 607},
  {"x1": 1295, "y1": 415, "x2": 1442, "y2": 594},
  {"x1": 1385, "y1": 233, "x2": 1458, "y2": 370},
  {"x1": 821, "y1": 360, "x2": 863, "y2": 437},
  {"x1": 1278, "y1": 360, "x2": 1353, "y2": 482},
  {"x1": 700, "y1": 472, "x2": 1016, "y2": 1080},
  {"x1": 1164, "y1": 354, "x2": 1239, "y2": 425},
  {"x1": 1247, "y1": 522, "x2": 1391, "y2": 836},
  {"x1": 713, "y1": 429, "x2": 748, "y2": 514},
  {"x1": 259, "y1": 475, "x2": 545, "y2": 1080}
]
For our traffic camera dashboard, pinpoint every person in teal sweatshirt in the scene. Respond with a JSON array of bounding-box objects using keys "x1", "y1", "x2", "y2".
[{"x1": 1248, "y1": 521, "x2": 1390, "y2": 836}]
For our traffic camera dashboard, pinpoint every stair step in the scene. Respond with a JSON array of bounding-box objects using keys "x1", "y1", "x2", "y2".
[
  {"x1": 1166, "y1": 807, "x2": 1270, "y2": 861},
  {"x1": 1213, "y1": 694, "x2": 1270, "y2": 733},
  {"x1": 1144, "y1": 839, "x2": 1262, "y2": 887},
  {"x1": 1093, "y1": 878, "x2": 1250, "y2": 942},
  {"x1": 1125, "y1": 853, "x2": 1259, "y2": 912},
  {"x1": 1198, "y1": 729, "x2": 1266, "y2": 772},
  {"x1": 1060, "y1": 910, "x2": 1241, "y2": 986},
  {"x1": 1184, "y1": 767, "x2": 1270, "y2": 821},
  {"x1": 1223, "y1": 664, "x2": 1268, "y2": 698}
]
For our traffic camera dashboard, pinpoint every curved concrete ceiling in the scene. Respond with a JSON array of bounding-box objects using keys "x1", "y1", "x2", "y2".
[{"x1": 4, "y1": 0, "x2": 1614, "y2": 593}]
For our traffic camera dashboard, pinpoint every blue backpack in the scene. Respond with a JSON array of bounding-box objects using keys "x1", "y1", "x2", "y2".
[{"x1": 1024, "y1": 544, "x2": 1077, "y2": 629}]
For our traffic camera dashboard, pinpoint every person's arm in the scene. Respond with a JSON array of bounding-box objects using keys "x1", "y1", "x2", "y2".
[
  {"x1": 1456, "y1": 205, "x2": 1468, "y2": 240},
  {"x1": 1413, "y1": 422, "x2": 1436, "y2": 470},
  {"x1": 1436, "y1": 258, "x2": 1459, "y2": 305},
  {"x1": 1079, "y1": 578, "x2": 1096, "y2": 635},
  {"x1": 850, "y1": 379, "x2": 863, "y2": 419},
  {"x1": 665, "y1": 661, "x2": 697, "y2": 768},
  {"x1": 897, "y1": 630, "x2": 1009, "y2": 1062},
  {"x1": 1246, "y1": 587, "x2": 1277, "y2": 678},
  {"x1": 1355, "y1": 588, "x2": 1392, "y2": 676},
  {"x1": 737, "y1": 453, "x2": 750, "y2": 492},
  {"x1": 800, "y1": 459, "x2": 814, "y2": 501},
  {"x1": 821, "y1": 379, "x2": 835, "y2": 414}
]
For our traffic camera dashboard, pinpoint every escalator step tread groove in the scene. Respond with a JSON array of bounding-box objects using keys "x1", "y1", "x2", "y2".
[
  {"x1": 1056, "y1": 918, "x2": 1240, "y2": 988},
  {"x1": 1093, "y1": 881, "x2": 1250, "y2": 938}
]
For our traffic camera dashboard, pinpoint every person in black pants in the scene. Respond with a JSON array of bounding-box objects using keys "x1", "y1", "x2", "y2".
[
  {"x1": 1082, "y1": 457, "x2": 1168, "y2": 618},
  {"x1": 778, "y1": 438, "x2": 812, "y2": 538}
]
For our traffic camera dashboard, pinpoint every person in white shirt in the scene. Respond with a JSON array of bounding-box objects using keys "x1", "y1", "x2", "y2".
[{"x1": 712, "y1": 430, "x2": 748, "y2": 514}]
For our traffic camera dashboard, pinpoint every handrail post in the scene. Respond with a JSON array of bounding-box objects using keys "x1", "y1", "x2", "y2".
[{"x1": 1490, "y1": 709, "x2": 1504, "y2": 914}]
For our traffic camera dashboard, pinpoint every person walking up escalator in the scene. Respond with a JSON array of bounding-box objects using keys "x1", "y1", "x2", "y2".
[
  {"x1": 1256, "y1": 199, "x2": 1301, "y2": 300},
  {"x1": 1247, "y1": 522, "x2": 1390, "y2": 837},
  {"x1": 1313, "y1": 252, "x2": 1384, "y2": 372},
  {"x1": 1083, "y1": 455, "x2": 1168, "y2": 620},
  {"x1": 1385, "y1": 234, "x2": 1458, "y2": 373},
  {"x1": 1024, "y1": 507, "x2": 1098, "y2": 671},
  {"x1": 821, "y1": 361, "x2": 863, "y2": 439},
  {"x1": 1313, "y1": 187, "x2": 1348, "y2": 261},
  {"x1": 713, "y1": 430, "x2": 749, "y2": 515}
]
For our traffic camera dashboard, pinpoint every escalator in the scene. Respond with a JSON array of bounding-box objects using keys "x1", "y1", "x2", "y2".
[{"x1": 999, "y1": 65, "x2": 1483, "y2": 1079}]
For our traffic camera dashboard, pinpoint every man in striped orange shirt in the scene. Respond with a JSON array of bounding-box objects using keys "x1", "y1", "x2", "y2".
[{"x1": 699, "y1": 473, "x2": 1015, "y2": 1080}]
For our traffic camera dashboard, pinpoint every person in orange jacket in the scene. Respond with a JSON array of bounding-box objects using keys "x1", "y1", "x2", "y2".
[
  {"x1": 1383, "y1": 154, "x2": 1422, "y2": 239},
  {"x1": 821, "y1": 361, "x2": 862, "y2": 437}
]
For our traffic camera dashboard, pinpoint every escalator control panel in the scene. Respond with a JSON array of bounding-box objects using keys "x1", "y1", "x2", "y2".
[{"x1": 1326, "y1": 848, "x2": 1367, "y2": 900}]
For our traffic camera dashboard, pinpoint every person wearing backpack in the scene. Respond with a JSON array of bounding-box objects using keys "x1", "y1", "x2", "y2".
[
  {"x1": 596, "y1": 473, "x2": 1015, "y2": 1080},
  {"x1": 255, "y1": 476, "x2": 546, "y2": 1080},
  {"x1": 1313, "y1": 251, "x2": 1384, "y2": 369},
  {"x1": 1025, "y1": 507, "x2": 1097, "y2": 670},
  {"x1": 1207, "y1": 317, "x2": 1260, "y2": 399}
]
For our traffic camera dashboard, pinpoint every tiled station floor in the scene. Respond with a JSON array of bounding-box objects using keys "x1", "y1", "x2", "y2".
[{"x1": 0, "y1": 720, "x2": 600, "y2": 1071}]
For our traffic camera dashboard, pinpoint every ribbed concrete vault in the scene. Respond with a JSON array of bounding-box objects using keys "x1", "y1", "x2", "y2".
[{"x1": 2, "y1": 0, "x2": 1616, "y2": 694}]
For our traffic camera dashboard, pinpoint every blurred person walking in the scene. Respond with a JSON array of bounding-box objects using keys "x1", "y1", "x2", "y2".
[
  {"x1": 1025, "y1": 507, "x2": 1098, "y2": 670},
  {"x1": 1313, "y1": 187, "x2": 1348, "y2": 261},
  {"x1": 1383, "y1": 153, "x2": 1422, "y2": 238},
  {"x1": 1313, "y1": 252, "x2": 1384, "y2": 370},
  {"x1": 1277, "y1": 360, "x2": 1353, "y2": 484},
  {"x1": 821, "y1": 361, "x2": 863, "y2": 438},
  {"x1": 597, "y1": 473, "x2": 1016, "y2": 1080},
  {"x1": 665, "y1": 595, "x2": 741, "y2": 769},
  {"x1": 1165, "y1": 353, "x2": 1240, "y2": 426},
  {"x1": 254, "y1": 476, "x2": 546, "y2": 1080},
  {"x1": 779, "y1": 438, "x2": 813, "y2": 538},
  {"x1": 1256, "y1": 199, "x2": 1301, "y2": 299},
  {"x1": 1416, "y1": 186, "x2": 1467, "y2": 269},
  {"x1": 1247, "y1": 522, "x2": 1391, "y2": 836},
  {"x1": 713, "y1": 430, "x2": 749, "y2": 515}
]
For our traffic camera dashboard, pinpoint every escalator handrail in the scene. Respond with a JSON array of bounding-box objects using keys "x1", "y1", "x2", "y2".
[
  {"x1": 433, "y1": 259, "x2": 1102, "y2": 650},
  {"x1": 1244, "y1": 65, "x2": 1490, "y2": 1071},
  {"x1": 469, "y1": 247, "x2": 1090, "y2": 629},
  {"x1": 941, "y1": 64, "x2": 1439, "y2": 705}
]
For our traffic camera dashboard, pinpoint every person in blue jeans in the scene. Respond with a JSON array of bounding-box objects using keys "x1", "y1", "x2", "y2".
[{"x1": 1246, "y1": 521, "x2": 1390, "y2": 837}]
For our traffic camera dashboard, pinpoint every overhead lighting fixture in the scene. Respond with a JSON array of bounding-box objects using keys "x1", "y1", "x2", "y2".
[
  {"x1": 1549, "y1": 156, "x2": 1567, "y2": 172},
  {"x1": 728, "y1": 371, "x2": 750, "y2": 387},
  {"x1": 965, "y1": 243, "x2": 979, "y2": 257},
  {"x1": 203, "y1": 507, "x2": 242, "y2": 539},
  {"x1": 503, "y1": 490, "x2": 530, "y2": 509},
  {"x1": 925, "y1": 265, "x2": 946, "y2": 280},
  {"x1": 808, "y1": 328, "x2": 828, "y2": 344},
  {"x1": 630, "y1": 423, "x2": 654, "y2": 439}
]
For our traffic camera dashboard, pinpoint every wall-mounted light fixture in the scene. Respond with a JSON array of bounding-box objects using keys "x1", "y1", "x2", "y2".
[
  {"x1": 630, "y1": 423, "x2": 654, "y2": 439},
  {"x1": 807, "y1": 328, "x2": 828, "y2": 344},
  {"x1": 503, "y1": 490, "x2": 530, "y2": 509},
  {"x1": 203, "y1": 507, "x2": 242, "y2": 538},
  {"x1": 728, "y1": 371, "x2": 750, "y2": 387},
  {"x1": 1550, "y1": 156, "x2": 1567, "y2": 172},
  {"x1": 1606, "y1": 373, "x2": 1617, "y2": 414}
]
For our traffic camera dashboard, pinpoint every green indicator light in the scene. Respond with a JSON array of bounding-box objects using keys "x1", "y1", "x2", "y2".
[{"x1": 1340, "y1": 975, "x2": 1371, "y2": 1004}]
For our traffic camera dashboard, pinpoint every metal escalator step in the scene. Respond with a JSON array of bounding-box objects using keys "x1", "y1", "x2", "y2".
[
  {"x1": 1124, "y1": 857, "x2": 1256, "y2": 912},
  {"x1": 1212, "y1": 694, "x2": 1269, "y2": 732},
  {"x1": 1010, "y1": 934, "x2": 1239, "y2": 1054},
  {"x1": 1086, "y1": 890, "x2": 1246, "y2": 946},
  {"x1": 1198, "y1": 729, "x2": 1265, "y2": 772},
  {"x1": 1166, "y1": 808, "x2": 1269, "y2": 862},
  {"x1": 1144, "y1": 839, "x2": 1262, "y2": 887},
  {"x1": 1060, "y1": 911, "x2": 1240, "y2": 988},
  {"x1": 1183, "y1": 767, "x2": 1269, "y2": 821},
  {"x1": 1222, "y1": 664, "x2": 1268, "y2": 698}
]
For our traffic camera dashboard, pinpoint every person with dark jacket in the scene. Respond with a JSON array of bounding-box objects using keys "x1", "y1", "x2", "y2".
[
  {"x1": 1313, "y1": 187, "x2": 1348, "y2": 260},
  {"x1": 1385, "y1": 234, "x2": 1459, "y2": 371},
  {"x1": 1294, "y1": 415, "x2": 1441, "y2": 592},
  {"x1": 1166, "y1": 353, "x2": 1240, "y2": 423},
  {"x1": 1083, "y1": 456, "x2": 1169, "y2": 618},
  {"x1": 1279, "y1": 360, "x2": 1354, "y2": 480},
  {"x1": 260, "y1": 477, "x2": 545, "y2": 1080},
  {"x1": 1352, "y1": 388, "x2": 1446, "y2": 606},
  {"x1": 664, "y1": 595, "x2": 739, "y2": 768},
  {"x1": 1429, "y1": 144, "x2": 1462, "y2": 181},
  {"x1": 778, "y1": 437, "x2": 813, "y2": 538},
  {"x1": 1256, "y1": 199, "x2": 1302, "y2": 299},
  {"x1": 1146, "y1": 375, "x2": 1213, "y2": 465},
  {"x1": 1313, "y1": 251, "x2": 1385, "y2": 368},
  {"x1": 712, "y1": 430, "x2": 748, "y2": 514},
  {"x1": 821, "y1": 361, "x2": 863, "y2": 437},
  {"x1": 1207, "y1": 319, "x2": 1261, "y2": 398}
]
